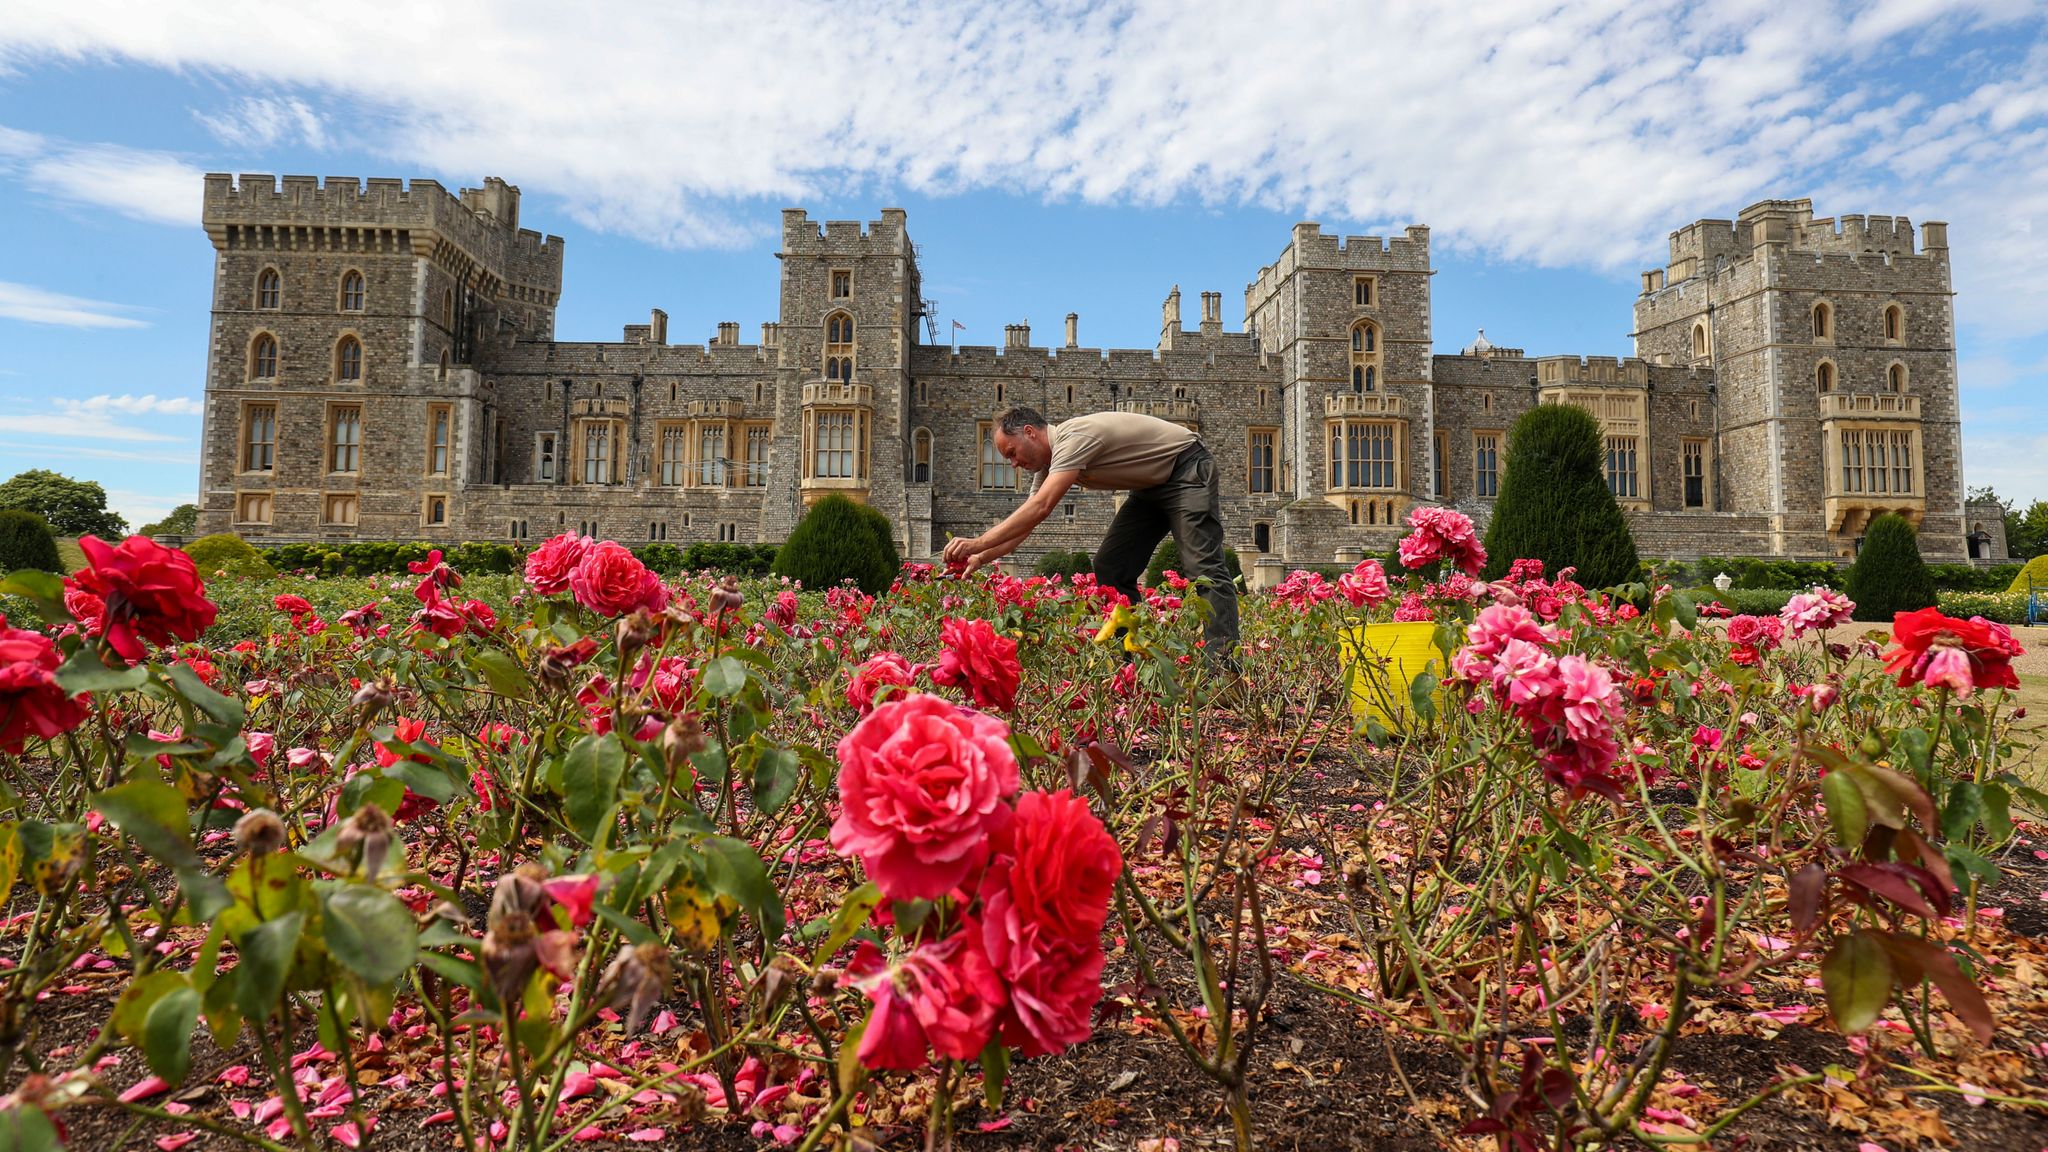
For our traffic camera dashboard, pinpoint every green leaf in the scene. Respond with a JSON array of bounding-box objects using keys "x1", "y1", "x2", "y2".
[
  {"x1": 0, "y1": 1102, "x2": 64, "y2": 1152},
  {"x1": 92, "y1": 779, "x2": 198, "y2": 868},
  {"x1": 52, "y1": 643, "x2": 148, "y2": 695},
  {"x1": 812, "y1": 881, "x2": 882, "y2": 965},
  {"x1": 1895, "y1": 727, "x2": 1933, "y2": 781},
  {"x1": 142, "y1": 983, "x2": 201, "y2": 1084},
  {"x1": 416, "y1": 950, "x2": 484, "y2": 992},
  {"x1": 701, "y1": 655, "x2": 747, "y2": 699},
  {"x1": 563, "y1": 733, "x2": 627, "y2": 846},
  {"x1": 702, "y1": 835, "x2": 786, "y2": 941},
  {"x1": 323, "y1": 884, "x2": 419, "y2": 985},
  {"x1": 471, "y1": 648, "x2": 530, "y2": 700},
  {"x1": 0, "y1": 822, "x2": 17, "y2": 907},
  {"x1": 752, "y1": 746, "x2": 801, "y2": 816},
  {"x1": 1407, "y1": 670, "x2": 1438, "y2": 725},
  {"x1": 1818, "y1": 770, "x2": 1868, "y2": 850},
  {"x1": 1980, "y1": 782, "x2": 2014, "y2": 843},
  {"x1": 981, "y1": 1038, "x2": 1010, "y2": 1109},
  {"x1": 234, "y1": 911, "x2": 303, "y2": 1021},
  {"x1": 595, "y1": 902, "x2": 658, "y2": 947},
  {"x1": 0, "y1": 569, "x2": 69, "y2": 623},
  {"x1": 1670, "y1": 591, "x2": 1698, "y2": 632},
  {"x1": 383, "y1": 760, "x2": 456, "y2": 805},
  {"x1": 165, "y1": 660, "x2": 244, "y2": 729},
  {"x1": 113, "y1": 970, "x2": 188, "y2": 1052},
  {"x1": 1943, "y1": 781, "x2": 1984, "y2": 842},
  {"x1": 1821, "y1": 932, "x2": 1894, "y2": 1034}
]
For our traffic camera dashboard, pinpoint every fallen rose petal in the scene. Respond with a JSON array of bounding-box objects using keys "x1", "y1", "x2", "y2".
[
  {"x1": 650, "y1": 1009, "x2": 678, "y2": 1035},
  {"x1": 155, "y1": 1135, "x2": 200, "y2": 1151},
  {"x1": 421, "y1": 1111, "x2": 457, "y2": 1128},
  {"x1": 331, "y1": 1121, "x2": 368, "y2": 1149},
  {"x1": 119, "y1": 1076, "x2": 171, "y2": 1103},
  {"x1": 627, "y1": 1129, "x2": 667, "y2": 1142},
  {"x1": 978, "y1": 1116, "x2": 1014, "y2": 1132},
  {"x1": 572, "y1": 1126, "x2": 609, "y2": 1141}
]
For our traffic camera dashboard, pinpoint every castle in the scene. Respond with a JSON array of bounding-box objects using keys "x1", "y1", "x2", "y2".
[{"x1": 193, "y1": 173, "x2": 2005, "y2": 570}]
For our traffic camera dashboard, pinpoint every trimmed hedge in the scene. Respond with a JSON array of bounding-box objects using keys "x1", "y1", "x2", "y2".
[
  {"x1": 0, "y1": 510, "x2": 61, "y2": 575},
  {"x1": 1938, "y1": 590, "x2": 2028, "y2": 626},
  {"x1": 1691, "y1": 556, "x2": 1840, "y2": 591},
  {"x1": 2006, "y1": 554, "x2": 2048, "y2": 595},
  {"x1": 264, "y1": 541, "x2": 522, "y2": 576},
  {"x1": 1683, "y1": 586, "x2": 1801, "y2": 616},
  {"x1": 1034, "y1": 550, "x2": 1095, "y2": 578},
  {"x1": 679, "y1": 542, "x2": 780, "y2": 577},
  {"x1": 185, "y1": 534, "x2": 275, "y2": 580},
  {"x1": 1927, "y1": 562, "x2": 2021, "y2": 593},
  {"x1": 1845, "y1": 514, "x2": 1938, "y2": 622},
  {"x1": 1481, "y1": 404, "x2": 1639, "y2": 589},
  {"x1": 771, "y1": 495, "x2": 900, "y2": 596}
]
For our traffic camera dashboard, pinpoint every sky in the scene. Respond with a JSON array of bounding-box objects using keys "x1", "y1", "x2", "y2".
[{"x1": 1, "y1": 0, "x2": 2045, "y2": 530}]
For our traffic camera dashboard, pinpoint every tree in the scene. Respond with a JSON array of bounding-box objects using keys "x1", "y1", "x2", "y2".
[
  {"x1": 771, "y1": 495, "x2": 901, "y2": 597},
  {"x1": 0, "y1": 469, "x2": 128, "y2": 538},
  {"x1": 1480, "y1": 404, "x2": 1639, "y2": 589},
  {"x1": 0, "y1": 510, "x2": 61, "y2": 574},
  {"x1": 140, "y1": 503, "x2": 199, "y2": 537},
  {"x1": 2006, "y1": 499, "x2": 2048, "y2": 561},
  {"x1": 1845, "y1": 514, "x2": 1938, "y2": 622}
]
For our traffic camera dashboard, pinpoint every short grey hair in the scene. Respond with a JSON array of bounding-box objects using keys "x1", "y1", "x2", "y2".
[{"x1": 993, "y1": 406, "x2": 1048, "y2": 436}]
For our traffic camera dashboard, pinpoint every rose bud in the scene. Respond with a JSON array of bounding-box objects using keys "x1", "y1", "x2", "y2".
[
  {"x1": 810, "y1": 966, "x2": 842, "y2": 999},
  {"x1": 616, "y1": 610, "x2": 656, "y2": 660},
  {"x1": 488, "y1": 861, "x2": 550, "y2": 929},
  {"x1": 351, "y1": 673, "x2": 397, "y2": 719},
  {"x1": 600, "y1": 941, "x2": 673, "y2": 1034},
  {"x1": 711, "y1": 576, "x2": 745, "y2": 615},
  {"x1": 232, "y1": 808, "x2": 287, "y2": 857},
  {"x1": 481, "y1": 908, "x2": 540, "y2": 1009},
  {"x1": 335, "y1": 803, "x2": 395, "y2": 881},
  {"x1": 539, "y1": 638, "x2": 601, "y2": 689},
  {"x1": 662, "y1": 714, "x2": 708, "y2": 767}
]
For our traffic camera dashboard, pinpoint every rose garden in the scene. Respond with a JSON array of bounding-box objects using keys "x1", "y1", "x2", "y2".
[{"x1": 1, "y1": 470, "x2": 2046, "y2": 1149}]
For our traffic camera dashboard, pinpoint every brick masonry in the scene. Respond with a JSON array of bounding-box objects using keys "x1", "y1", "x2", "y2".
[{"x1": 194, "y1": 177, "x2": 1990, "y2": 567}]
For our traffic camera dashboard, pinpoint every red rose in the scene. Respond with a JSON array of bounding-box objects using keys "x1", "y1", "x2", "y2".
[
  {"x1": 930, "y1": 617, "x2": 1022, "y2": 712},
  {"x1": 847, "y1": 651, "x2": 916, "y2": 715},
  {"x1": 979, "y1": 913, "x2": 1107, "y2": 1058},
  {"x1": 570, "y1": 542, "x2": 668, "y2": 617},
  {"x1": 982, "y1": 789, "x2": 1122, "y2": 944},
  {"x1": 411, "y1": 592, "x2": 466, "y2": 639},
  {"x1": 0, "y1": 616, "x2": 88, "y2": 754},
  {"x1": 831, "y1": 693, "x2": 1019, "y2": 902},
  {"x1": 524, "y1": 533, "x2": 592, "y2": 595},
  {"x1": 843, "y1": 929, "x2": 1006, "y2": 1070},
  {"x1": 62, "y1": 583, "x2": 104, "y2": 634},
  {"x1": 1883, "y1": 608, "x2": 2024, "y2": 693},
  {"x1": 273, "y1": 593, "x2": 314, "y2": 617},
  {"x1": 71, "y1": 535, "x2": 218, "y2": 663},
  {"x1": 463, "y1": 599, "x2": 498, "y2": 634}
]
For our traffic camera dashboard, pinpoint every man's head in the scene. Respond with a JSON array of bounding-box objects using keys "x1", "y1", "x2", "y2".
[{"x1": 991, "y1": 406, "x2": 1053, "y2": 474}]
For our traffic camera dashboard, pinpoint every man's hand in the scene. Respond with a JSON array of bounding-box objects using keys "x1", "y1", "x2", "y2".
[
  {"x1": 942, "y1": 535, "x2": 980, "y2": 567},
  {"x1": 964, "y1": 540, "x2": 1014, "y2": 575}
]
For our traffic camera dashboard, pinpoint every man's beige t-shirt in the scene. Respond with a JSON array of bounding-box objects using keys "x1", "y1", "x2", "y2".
[{"x1": 1043, "y1": 412, "x2": 1198, "y2": 491}]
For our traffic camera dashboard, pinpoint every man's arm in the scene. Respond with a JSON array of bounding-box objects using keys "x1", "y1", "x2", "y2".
[{"x1": 947, "y1": 470, "x2": 1079, "y2": 568}]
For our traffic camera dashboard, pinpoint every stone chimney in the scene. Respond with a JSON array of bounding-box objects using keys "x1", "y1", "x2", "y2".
[
  {"x1": 1064, "y1": 312, "x2": 1078, "y2": 348},
  {"x1": 761, "y1": 322, "x2": 780, "y2": 348},
  {"x1": 1004, "y1": 323, "x2": 1030, "y2": 349},
  {"x1": 715, "y1": 321, "x2": 740, "y2": 345},
  {"x1": 649, "y1": 309, "x2": 668, "y2": 345},
  {"x1": 1200, "y1": 291, "x2": 1222, "y2": 336},
  {"x1": 1160, "y1": 286, "x2": 1182, "y2": 350}
]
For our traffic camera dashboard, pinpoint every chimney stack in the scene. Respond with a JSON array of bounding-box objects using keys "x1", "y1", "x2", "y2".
[
  {"x1": 715, "y1": 321, "x2": 740, "y2": 345},
  {"x1": 1064, "y1": 312, "x2": 1078, "y2": 348},
  {"x1": 649, "y1": 309, "x2": 668, "y2": 345}
]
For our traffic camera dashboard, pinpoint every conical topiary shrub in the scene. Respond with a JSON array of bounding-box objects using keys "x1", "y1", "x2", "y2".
[
  {"x1": 1143, "y1": 537, "x2": 1242, "y2": 589},
  {"x1": 0, "y1": 509, "x2": 60, "y2": 574},
  {"x1": 771, "y1": 494, "x2": 901, "y2": 597},
  {"x1": 1846, "y1": 513, "x2": 1938, "y2": 622},
  {"x1": 1480, "y1": 403, "x2": 1639, "y2": 589}
]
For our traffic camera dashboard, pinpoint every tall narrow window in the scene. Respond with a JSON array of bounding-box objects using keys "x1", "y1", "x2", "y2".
[
  {"x1": 1349, "y1": 321, "x2": 1380, "y2": 393},
  {"x1": 257, "y1": 268, "x2": 281, "y2": 310},
  {"x1": 251, "y1": 334, "x2": 279, "y2": 380},
  {"x1": 426, "y1": 405, "x2": 452, "y2": 476},
  {"x1": 1884, "y1": 304, "x2": 1904, "y2": 342},
  {"x1": 341, "y1": 271, "x2": 365, "y2": 312},
  {"x1": 1842, "y1": 430, "x2": 1864, "y2": 494},
  {"x1": 243, "y1": 403, "x2": 276, "y2": 472},
  {"x1": 1816, "y1": 362, "x2": 1835, "y2": 393},
  {"x1": 1353, "y1": 276, "x2": 1376, "y2": 307},
  {"x1": 1432, "y1": 432, "x2": 1447, "y2": 498},
  {"x1": 659, "y1": 425, "x2": 688, "y2": 485},
  {"x1": 814, "y1": 411, "x2": 857, "y2": 479},
  {"x1": 1890, "y1": 430, "x2": 1914, "y2": 494},
  {"x1": 697, "y1": 422, "x2": 728, "y2": 486},
  {"x1": 329, "y1": 406, "x2": 362, "y2": 473},
  {"x1": 1474, "y1": 433, "x2": 1500, "y2": 498},
  {"x1": 1812, "y1": 302, "x2": 1832, "y2": 339},
  {"x1": 582, "y1": 422, "x2": 613, "y2": 484},
  {"x1": 336, "y1": 336, "x2": 363, "y2": 383},
  {"x1": 831, "y1": 269, "x2": 852, "y2": 298},
  {"x1": 744, "y1": 423, "x2": 771, "y2": 487},
  {"x1": 978, "y1": 422, "x2": 1017, "y2": 490},
  {"x1": 1888, "y1": 363, "x2": 1907, "y2": 393},
  {"x1": 1604, "y1": 436, "x2": 1639, "y2": 499},
  {"x1": 1248, "y1": 428, "x2": 1275, "y2": 494},
  {"x1": 536, "y1": 433, "x2": 557, "y2": 482},
  {"x1": 824, "y1": 312, "x2": 855, "y2": 381},
  {"x1": 1692, "y1": 322, "x2": 1709, "y2": 358},
  {"x1": 425, "y1": 496, "x2": 447, "y2": 526},
  {"x1": 1682, "y1": 438, "x2": 1706, "y2": 508},
  {"x1": 324, "y1": 494, "x2": 359, "y2": 526},
  {"x1": 913, "y1": 428, "x2": 933, "y2": 483},
  {"x1": 442, "y1": 288, "x2": 455, "y2": 329}
]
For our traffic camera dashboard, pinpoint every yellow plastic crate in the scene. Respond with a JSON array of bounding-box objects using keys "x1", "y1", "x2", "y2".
[{"x1": 1340, "y1": 621, "x2": 1443, "y2": 726}]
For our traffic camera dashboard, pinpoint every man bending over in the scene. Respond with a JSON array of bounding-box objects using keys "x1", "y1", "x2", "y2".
[{"x1": 940, "y1": 406, "x2": 1240, "y2": 666}]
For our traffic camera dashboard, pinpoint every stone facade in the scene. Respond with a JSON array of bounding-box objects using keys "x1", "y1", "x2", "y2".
[{"x1": 195, "y1": 177, "x2": 1984, "y2": 566}]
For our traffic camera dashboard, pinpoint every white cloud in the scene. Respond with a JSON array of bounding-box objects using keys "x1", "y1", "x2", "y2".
[
  {"x1": 195, "y1": 95, "x2": 327, "y2": 150},
  {"x1": 0, "y1": 280, "x2": 149, "y2": 328},
  {"x1": 0, "y1": 393, "x2": 203, "y2": 442},
  {"x1": 0, "y1": 122, "x2": 206, "y2": 226},
  {"x1": 0, "y1": 1, "x2": 2041, "y2": 329}
]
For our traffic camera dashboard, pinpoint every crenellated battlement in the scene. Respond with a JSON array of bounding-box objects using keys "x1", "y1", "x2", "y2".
[
  {"x1": 1655, "y1": 200, "x2": 1947, "y2": 286},
  {"x1": 779, "y1": 208, "x2": 912, "y2": 254},
  {"x1": 1245, "y1": 221, "x2": 1431, "y2": 302},
  {"x1": 1534, "y1": 355, "x2": 1650, "y2": 386},
  {"x1": 203, "y1": 173, "x2": 564, "y2": 291}
]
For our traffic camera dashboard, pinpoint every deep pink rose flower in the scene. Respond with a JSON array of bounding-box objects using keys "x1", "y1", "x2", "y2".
[
  {"x1": 273, "y1": 593, "x2": 314, "y2": 617},
  {"x1": 524, "y1": 533, "x2": 592, "y2": 595},
  {"x1": 847, "y1": 652, "x2": 916, "y2": 715},
  {"x1": 0, "y1": 616, "x2": 88, "y2": 754},
  {"x1": 930, "y1": 617, "x2": 1022, "y2": 712},
  {"x1": 70, "y1": 535, "x2": 219, "y2": 663},
  {"x1": 843, "y1": 930, "x2": 1006, "y2": 1069},
  {"x1": 831, "y1": 694, "x2": 1019, "y2": 902},
  {"x1": 1338, "y1": 559, "x2": 1390, "y2": 608},
  {"x1": 1396, "y1": 507, "x2": 1486, "y2": 575},
  {"x1": 980, "y1": 913, "x2": 1108, "y2": 1058},
  {"x1": 570, "y1": 542, "x2": 669, "y2": 617},
  {"x1": 983, "y1": 789, "x2": 1122, "y2": 944}
]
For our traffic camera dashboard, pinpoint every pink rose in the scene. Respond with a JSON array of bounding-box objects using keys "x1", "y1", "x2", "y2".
[
  {"x1": 1396, "y1": 507, "x2": 1486, "y2": 576},
  {"x1": 930, "y1": 617, "x2": 1022, "y2": 713},
  {"x1": 844, "y1": 930, "x2": 1006, "y2": 1069},
  {"x1": 769, "y1": 590, "x2": 799, "y2": 630},
  {"x1": 848, "y1": 652, "x2": 916, "y2": 715},
  {"x1": 1337, "y1": 559, "x2": 1390, "y2": 608},
  {"x1": 980, "y1": 914, "x2": 1107, "y2": 1059},
  {"x1": 0, "y1": 616, "x2": 88, "y2": 754},
  {"x1": 982, "y1": 789, "x2": 1122, "y2": 945},
  {"x1": 831, "y1": 694, "x2": 1019, "y2": 902},
  {"x1": 570, "y1": 542, "x2": 668, "y2": 617},
  {"x1": 524, "y1": 533, "x2": 592, "y2": 595}
]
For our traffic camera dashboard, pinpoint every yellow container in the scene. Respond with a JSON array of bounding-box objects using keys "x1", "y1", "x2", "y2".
[{"x1": 1340, "y1": 621, "x2": 1443, "y2": 727}]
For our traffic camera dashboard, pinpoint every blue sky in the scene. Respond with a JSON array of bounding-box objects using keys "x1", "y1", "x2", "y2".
[{"x1": 2, "y1": 0, "x2": 2045, "y2": 529}]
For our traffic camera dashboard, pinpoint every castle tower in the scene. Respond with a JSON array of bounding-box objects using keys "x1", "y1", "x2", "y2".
[
  {"x1": 1633, "y1": 199, "x2": 1961, "y2": 559},
  {"x1": 194, "y1": 174, "x2": 564, "y2": 541},
  {"x1": 1244, "y1": 222, "x2": 1433, "y2": 558},
  {"x1": 770, "y1": 209, "x2": 920, "y2": 545}
]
